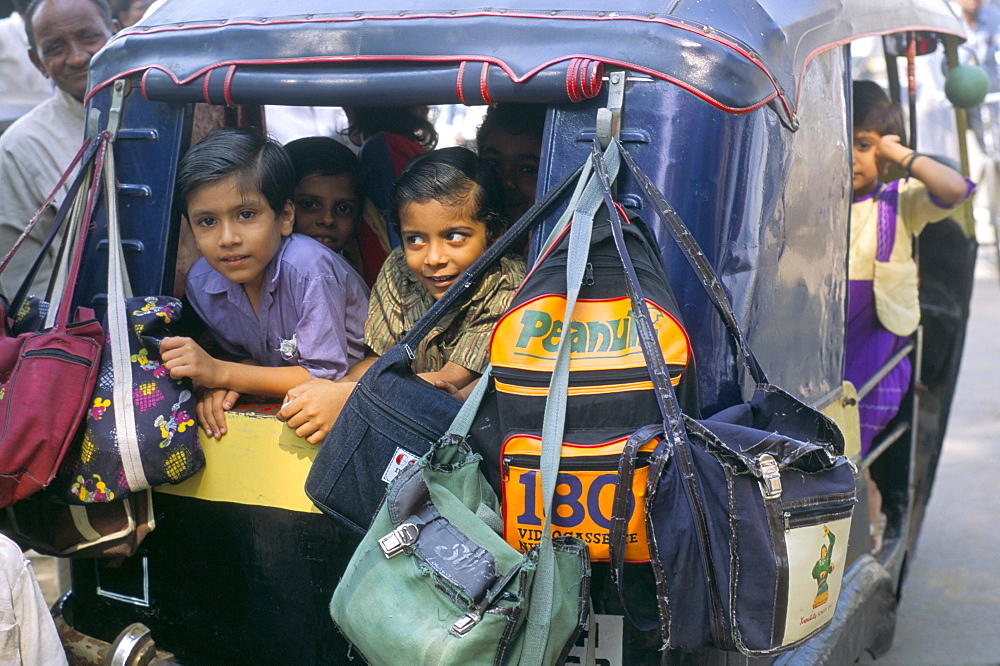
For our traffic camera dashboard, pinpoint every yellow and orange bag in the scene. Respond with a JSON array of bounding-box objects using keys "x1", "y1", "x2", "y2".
[{"x1": 483, "y1": 206, "x2": 696, "y2": 562}]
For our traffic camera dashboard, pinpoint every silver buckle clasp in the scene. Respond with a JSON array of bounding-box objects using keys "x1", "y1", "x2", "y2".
[
  {"x1": 451, "y1": 612, "x2": 481, "y2": 636},
  {"x1": 378, "y1": 522, "x2": 420, "y2": 558},
  {"x1": 758, "y1": 454, "x2": 782, "y2": 500}
]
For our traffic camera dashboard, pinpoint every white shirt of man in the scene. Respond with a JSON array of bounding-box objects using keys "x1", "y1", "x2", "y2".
[
  {"x1": 0, "y1": 12, "x2": 51, "y2": 101},
  {"x1": 0, "y1": 87, "x2": 84, "y2": 298}
]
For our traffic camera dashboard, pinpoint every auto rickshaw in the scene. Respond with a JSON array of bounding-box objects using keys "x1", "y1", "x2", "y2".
[{"x1": 32, "y1": 0, "x2": 977, "y2": 663}]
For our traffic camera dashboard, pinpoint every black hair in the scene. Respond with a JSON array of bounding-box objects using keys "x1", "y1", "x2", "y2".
[
  {"x1": 109, "y1": 0, "x2": 130, "y2": 18},
  {"x1": 284, "y1": 136, "x2": 364, "y2": 206},
  {"x1": 23, "y1": 0, "x2": 113, "y2": 49},
  {"x1": 853, "y1": 80, "x2": 905, "y2": 138},
  {"x1": 391, "y1": 146, "x2": 507, "y2": 244},
  {"x1": 476, "y1": 103, "x2": 546, "y2": 148},
  {"x1": 345, "y1": 106, "x2": 438, "y2": 150},
  {"x1": 175, "y1": 127, "x2": 295, "y2": 217}
]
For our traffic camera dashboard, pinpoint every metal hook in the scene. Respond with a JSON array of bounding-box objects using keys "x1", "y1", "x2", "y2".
[
  {"x1": 596, "y1": 70, "x2": 626, "y2": 149},
  {"x1": 107, "y1": 79, "x2": 126, "y2": 141}
]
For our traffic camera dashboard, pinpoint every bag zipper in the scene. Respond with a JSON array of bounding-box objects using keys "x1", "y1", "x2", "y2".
[
  {"x1": 782, "y1": 502, "x2": 855, "y2": 532},
  {"x1": 528, "y1": 254, "x2": 663, "y2": 280},
  {"x1": 494, "y1": 365, "x2": 685, "y2": 387},
  {"x1": 22, "y1": 348, "x2": 94, "y2": 366},
  {"x1": 358, "y1": 379, "x2": 442, "y2": 441},
  {"x1": 502, "y1": 452, "x2": 652, "y2": 479}
]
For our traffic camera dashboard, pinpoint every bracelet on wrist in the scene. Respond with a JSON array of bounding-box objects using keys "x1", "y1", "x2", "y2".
[{"x1": 903, "y1": 151, "x2": 923, "y2": 174}]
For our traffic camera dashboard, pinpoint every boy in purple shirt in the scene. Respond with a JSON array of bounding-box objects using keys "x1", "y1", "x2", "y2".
[{"x1": 162, "y1": 128, "x2": 368, "y2": 439}]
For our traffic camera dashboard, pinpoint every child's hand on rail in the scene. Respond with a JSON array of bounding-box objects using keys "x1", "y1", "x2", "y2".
[
  {"x1": 196, "y1": 386, "x2": 240, "y2": 439},
  {"x1": 278, "y1": 378, "x2": 354, "y2": 445}
]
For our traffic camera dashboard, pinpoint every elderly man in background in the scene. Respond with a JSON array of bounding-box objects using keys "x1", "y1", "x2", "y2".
[{"x1": 0, "y1": 0, "x2": 115, "y2": 299}]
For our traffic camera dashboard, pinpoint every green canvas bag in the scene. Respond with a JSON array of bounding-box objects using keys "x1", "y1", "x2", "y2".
[{"x1": 330, "y1": 433, "x2": 589, "y2": 664}]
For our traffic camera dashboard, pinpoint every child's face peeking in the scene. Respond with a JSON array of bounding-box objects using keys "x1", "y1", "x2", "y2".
[
  {"x1": 479, "y1": 128, "x2": 541, "y2": 222},
  {"x1": 852, "y1": 128, "x2": 882, "y2": 198},
  {"x1": 185, "y1": 175, "x2": 294, "y2": 297},
  {"x1": 293, "y1": 173, "x2": 360, "y2": 253},
  {"x1": 399, "y1": 196, "x2": 489, "y2": 300}
]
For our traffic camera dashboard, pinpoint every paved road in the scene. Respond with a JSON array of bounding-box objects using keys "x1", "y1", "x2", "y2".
[{"x1": 879, "y1": 246, "x2": 1000, "y2": 665}]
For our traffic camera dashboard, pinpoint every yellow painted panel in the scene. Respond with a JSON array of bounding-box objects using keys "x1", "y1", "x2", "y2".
[
  {"x1": 155, "y1": 402, "x2": 321, "y2": 514},
  {"x1": 820, "y1": 382, "x2": 861, "y2": 461}
]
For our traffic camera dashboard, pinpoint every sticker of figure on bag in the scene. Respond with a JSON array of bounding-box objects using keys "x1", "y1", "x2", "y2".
[{"x1": 812, "y1": 525, "x2": 837, "y2": 609}]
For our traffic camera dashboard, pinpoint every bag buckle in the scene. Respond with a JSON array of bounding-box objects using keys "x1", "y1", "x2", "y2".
[
  {"x1": 757, "y1": 454, "x2": 782, "y2": 500},
  {"x1": 451, "y1": 612, "x2": 481, "y2": 636},
  {"x1": 378, "y1": 522, "x2": 420, "y2": 558}
]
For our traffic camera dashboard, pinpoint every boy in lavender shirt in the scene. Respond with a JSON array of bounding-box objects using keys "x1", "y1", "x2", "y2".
[{"x1": 162, "y1": 128, "x2": 368, "y2": 439}]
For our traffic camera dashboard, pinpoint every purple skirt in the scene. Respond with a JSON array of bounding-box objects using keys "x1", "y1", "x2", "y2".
[{"x1": 844, "y1": 280, "x2": 912, "y2": 457}]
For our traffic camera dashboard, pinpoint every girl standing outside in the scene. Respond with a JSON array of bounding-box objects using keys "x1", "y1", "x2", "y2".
[{"x1": 848, "y1": 80, "x2": 973, "y2": 547}]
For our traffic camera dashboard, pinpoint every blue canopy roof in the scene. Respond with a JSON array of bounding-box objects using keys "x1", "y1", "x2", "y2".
[{"x1": 89, "y1": 0, "x2": 965, "y2": 125}]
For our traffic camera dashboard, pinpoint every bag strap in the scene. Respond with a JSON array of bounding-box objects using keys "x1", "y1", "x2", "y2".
[
  {"x1": 50, "y1": 140, "x2": 111, "y2": 329},
  {"x1": 442, "y1": 366, "x2": 505, "y2": 533},
  {"x1": 7, "y1": 141, "x2": 101, "y2": 315},
  {"x1": 445, "y1": 365, "x2": 493, "y2": 439},
  {"x1": 591, "y1": 142, "x2": 729, "y2": 642},
  {"x1": 99, "y1": 130, "x2": 147, "y2": 492},
  {"x1": 519, "y1": 143, "x2": 621, "y2": 664},
  {"x1": 614, "y1": 140, "x2": 767, "y2": 386},
  {"x1": 42, "y1": 168, "x2": 91, "y2": 327},
  {"x1": 0, "y1": 139, "x2": 94, "y2": 278},
  {"x1": 584, "y1": 599, "x2": 597, "y2": 666},
  {"x1": 607, "y1": 423, "x2": 662, "y2": 632},
  {"x1": 875, "y1": 180, "x2": 900, "y2": 262},
  {"x1": 536, "y1": 156, "x2": 595, "y2": 256},
  {"x1": 398, "y1": 160, "x2": 588, "y2": 349}
]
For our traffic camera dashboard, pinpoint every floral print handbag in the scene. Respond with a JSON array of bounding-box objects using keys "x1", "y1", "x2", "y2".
[
  {"x1": 52, "y1": 136, "x2": 204, "y2": 504},
  {"x1": 54, "y1": 295, "x2": 204, "y2": 504}
]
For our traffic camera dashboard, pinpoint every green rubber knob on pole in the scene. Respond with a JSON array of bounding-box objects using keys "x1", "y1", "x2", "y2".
[{"x1": 945, "y1": 65, "x2": 990, "y2": 109}]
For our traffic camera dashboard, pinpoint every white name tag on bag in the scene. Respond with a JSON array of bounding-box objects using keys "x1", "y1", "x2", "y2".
[
  {"x1": 381, "y1": 447, "x2": 419, "y2": 484},
  {"x1": 781, "y1": 516, "x2": 852, "y2": 645}
]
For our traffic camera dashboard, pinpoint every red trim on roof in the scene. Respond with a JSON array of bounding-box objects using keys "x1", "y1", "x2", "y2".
[
  {"x1": 587, "y1": 60, "x2": 602, "y2": 98},
  {"x1": 792, "y1": 24, "x2": 958, "y2": 112},
  {"x1": 140, "y1": 68, "x2": 152, "y2": 101},
  {"x1": 88, "y1": 54, "x2": 771, "y2": 115},
  {"x1": 566, "y1": 57, "x2": 578, "y2": 102},
  {"x1": 479, "y1": 62, "x2": 492, "y2": 105},
  {"x1": 224, "y1": 65, "x2": 237, "y2": 106},
  {"x1": 456, "y1": 60, "x2": 467, "y2": 105},
  {"x1": 92, "y1": 11, "x2": 790, "y2": 101},
  {"x1": 202, "y1": 67, "x2": 213, "y2": 103}
]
